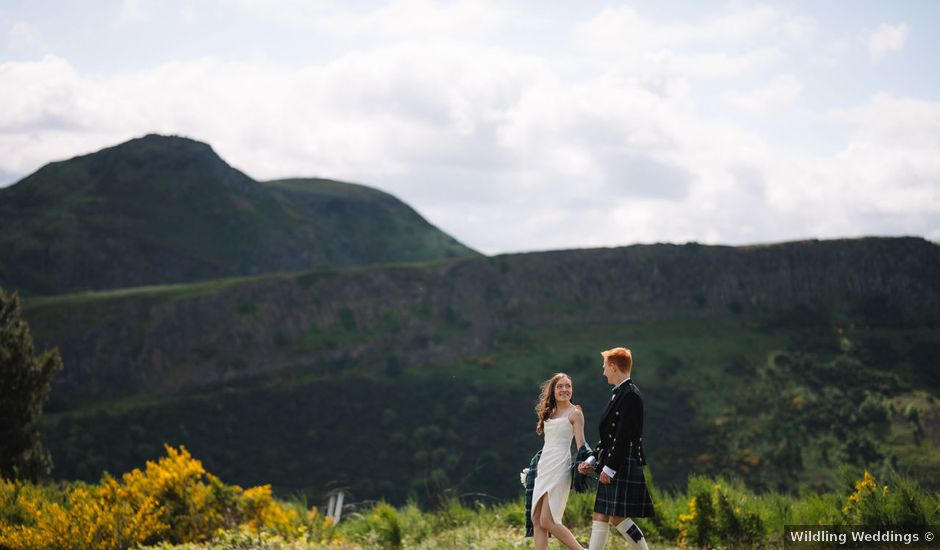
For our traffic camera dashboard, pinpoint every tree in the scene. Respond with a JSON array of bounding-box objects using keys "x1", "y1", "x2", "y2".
[{"x1": 0, "y1": 287, "x2": 63, "y2": 480}]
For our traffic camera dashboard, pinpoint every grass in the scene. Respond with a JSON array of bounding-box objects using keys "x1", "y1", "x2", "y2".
[
  {"x1": 265, "y1": 177, "x2": 399, "y2": 201},
  {"x1": 4, "y1": 438, "x2": 939, "y2": 549},
  {"x1": 20, "y1": 254, "x2": 472, "y2": 310},
  {"x1": 21, "y1": 273, "x2": 279, "y2": 310},
  {"x1": 88, "y1": 471, "x2": 940, "y2": 549}
]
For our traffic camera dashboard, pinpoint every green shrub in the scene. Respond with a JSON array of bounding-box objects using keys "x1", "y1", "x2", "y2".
[
  {"x1": 843, "y1": 470, "x2": 937, "y2": 528},
  {"x1": 490, "y1": 499, "x2": 525, "y2": 528},
  {"x1": 676, "y1": 477, "x2": 768, "y2": 548},
  {"x1": 714, "y1": 485, "x2": 765, "y2": 549},
  {"x1": 396, "y1": 500, "x2": 434, "y2": 543},
  {"x1": 678, "y1": 476, "x2": 718, "y2": 548},
  {"x1": 645, "y1": 478, "x2": 685, "y2": 541},
  {"x1": 562, "y1": 490, "x2": 595, "y2": 530},
  {"x1": 368, "y1": 502, "x2": 403, "y2": 549},
  {"x1": 432, "y1": 496, "x2": 476, "y2": 530},
  {"x1": 887, "y1": 475, "x2": 933, "y2": 527}
]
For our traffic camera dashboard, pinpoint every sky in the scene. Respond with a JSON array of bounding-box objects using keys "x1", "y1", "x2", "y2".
[{"x1": 1, "y1": 1, "x2": 938, "y2": 254}]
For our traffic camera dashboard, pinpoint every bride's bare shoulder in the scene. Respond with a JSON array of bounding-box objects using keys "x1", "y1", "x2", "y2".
[{"x1": 569, "y1": 405, "x2": 585, "y2": 422}]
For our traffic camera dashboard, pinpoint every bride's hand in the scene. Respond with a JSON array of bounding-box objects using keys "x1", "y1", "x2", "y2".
[{"x1": 577, "y1": 462, "x2": 594, "y2": 474}]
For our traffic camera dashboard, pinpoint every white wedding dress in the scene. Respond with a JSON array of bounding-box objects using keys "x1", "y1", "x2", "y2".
[{"x1": 531, "y1": 416, "x2": 573, "y2": 524}]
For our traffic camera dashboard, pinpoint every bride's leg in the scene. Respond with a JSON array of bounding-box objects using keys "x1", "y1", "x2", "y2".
[
  {"x1": 538, "y1": 495, "x2": 584, "y2": 550},
  {"x1": 532, "y1": 495, "x2": 549, "y2": 550}
]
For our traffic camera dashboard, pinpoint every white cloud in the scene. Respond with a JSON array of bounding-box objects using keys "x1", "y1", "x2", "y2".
[
  {"x1": 781, "y1": 14, "x2": 817, "y2": 43},
  {"x1": 828, "y1": 93, "x2": 940, "y2": 149},
  {"x1": 225, "y1": 0, "x2": 510, "y2": 39},
  {"x1": 813, "y1": 37, "x2": 852, "y2": 67},
  {"x1": 0, "y1": 3, "x2": 935, "y2": 251},
  {"x1": 7, "y1": 21, "x2": 46, "y2": 51},
  {"x1": 0, "y1": 55, "x2": 81, "y2": 132},
  {"x1": 119, "y1": 0, "x2": 162, "y2": 24},
  {"x1": 724, "y1": 75, "x2": 803, "y2": 114},
  {"x1": 826, "y1": 93, "x2": 940, "y2": 213},
  {"x1": 572, "y1": 5, "x2": 806, "y2": 78},
  {"x1": 574, "y1": 5, "x2": 781, "y2": 52},
  {"x1": 3, "y1": 47, "x2": 937, "y2": 252},
  {"x1": 750, "y1": 92, "x2": 940, "y2": 244},
  {"x1": 869, "y1": 22, "x2": 907, "y2": 61},
  {"x1": 180, "y1": 2, "x2": 198, "y2": 24}
]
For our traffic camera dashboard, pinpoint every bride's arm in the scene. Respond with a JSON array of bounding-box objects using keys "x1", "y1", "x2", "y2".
[{"x1": 570, "y1": 406, "x2": 586, "y2": 449}]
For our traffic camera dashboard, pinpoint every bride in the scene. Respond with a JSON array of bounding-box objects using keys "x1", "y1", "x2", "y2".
[{"x1": 531, "y1": 372, "x2": 588, "y2": 550}]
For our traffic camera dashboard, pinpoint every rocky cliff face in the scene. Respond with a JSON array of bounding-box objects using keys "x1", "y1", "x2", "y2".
[{"x1": 24, "y1": 237, "x2": 940, "y2": 408}]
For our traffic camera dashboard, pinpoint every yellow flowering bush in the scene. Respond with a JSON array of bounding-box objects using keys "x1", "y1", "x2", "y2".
[
  {"x1": 677, "y1": 477, "x2": 765, "y2": 549},
  {"x1": 678, "y1": 488, "x2": 716, "y2": 548},
  {"x1": 0, "y1": 445, "x2": 337, "y2": 550},
  {"x1": 843, "y1": 471, "x2": 888, "y2": 526},
  {"x1": 841, "y1": 470, "x2": 933, "y2": 528},
  {"x1": 0, "y1": 476, "x2": 165, "y2": 549},
  {"x1": 239, "y1": 484, "x2": 298, "y2": 534}
]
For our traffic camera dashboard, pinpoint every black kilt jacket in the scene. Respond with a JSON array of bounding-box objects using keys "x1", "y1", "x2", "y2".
[{"x1": 590, "y1": 379, "x2": 654, "y2": 518}]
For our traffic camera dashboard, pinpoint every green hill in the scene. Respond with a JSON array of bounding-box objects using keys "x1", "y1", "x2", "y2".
[
  {"x1": 21, "y1": 237, "x2": 940, "y2": 504},
  {"x1": 0, "y1": 135, "x2": 477, "y2": 296}
]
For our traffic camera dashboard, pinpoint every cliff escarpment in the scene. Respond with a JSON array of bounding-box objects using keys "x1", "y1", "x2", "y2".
[{"x1": 24, "y1": 236, "x2": 939, "y2": 408}]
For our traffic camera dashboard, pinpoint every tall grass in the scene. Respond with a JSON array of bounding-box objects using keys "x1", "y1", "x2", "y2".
[{"x1": 2, "y1": 446, "x2": 938, "y2": 549}]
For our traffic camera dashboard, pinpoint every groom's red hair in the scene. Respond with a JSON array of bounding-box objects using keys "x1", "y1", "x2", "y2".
[{"x1": 601, "y1": 347, "x2": 633, "y2": 372}]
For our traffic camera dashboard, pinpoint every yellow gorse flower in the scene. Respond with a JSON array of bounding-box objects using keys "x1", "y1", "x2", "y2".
[
  {"x1": 0, "y1": 444, "x2": 333, "y2": 550},
  {"x1": 843, "y1": 471, "x2": 890, "y2": 518}
]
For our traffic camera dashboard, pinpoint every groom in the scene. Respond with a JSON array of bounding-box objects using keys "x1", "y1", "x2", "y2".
[{"x1": 578, "y1": 347, "x2": 654, "y2": 550}]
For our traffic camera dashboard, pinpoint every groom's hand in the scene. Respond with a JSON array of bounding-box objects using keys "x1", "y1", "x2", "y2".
[
  {"x1": 577, "y1": 462, "x2": 595, "y2": 474},
  {"x1": 599, "y1": 472, "x2": 612, "y2": 484}
]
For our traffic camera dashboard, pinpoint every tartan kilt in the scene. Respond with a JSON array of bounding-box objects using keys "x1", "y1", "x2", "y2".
[{"x1": 594, "y1": 456, "x2": 654, "y2": 518}]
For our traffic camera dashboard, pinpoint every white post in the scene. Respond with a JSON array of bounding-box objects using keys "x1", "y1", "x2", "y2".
[
  {"x1": 327, "y1": 494, "x2": 337, "y2": 519},
  {"x1": 332, "y1": 490, "x2": 345, "y2": 523}
]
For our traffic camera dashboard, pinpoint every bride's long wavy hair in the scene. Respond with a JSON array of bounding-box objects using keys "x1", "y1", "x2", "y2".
[{"x1": 535, "y1": 372, "x2": 572, "y2": 435}]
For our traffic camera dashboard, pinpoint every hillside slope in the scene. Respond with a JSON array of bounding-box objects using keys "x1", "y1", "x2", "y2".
[
  {"x1": 23, "y1": 236, "x2": 938, "y2": 407},
  {"x1": 0, "y1": 135, "x2": 476, "y2": 296},
  {"x1": 26, "y1": 236, "x2": 940, "y2": 502}
]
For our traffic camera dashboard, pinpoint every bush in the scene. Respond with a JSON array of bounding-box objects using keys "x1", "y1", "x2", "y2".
[
  {"x1": 0, "y1": 445, "x2": 338, "y2": 550},
  {"x1": 888, "y1": 475, "x2": 933, "y2": 527},
  {"x1": 0, "y1": 476, "x2": 165, "y2": 549},
  {"x1": 396, "y1": 500, "x2": 434, "y2": 543},
  {"x1": 677, "y1": 477, "x2": 766, "y2": 549},
  {"x1": 772, "y1": 492, "x2": 843, "y2": 527},
  {"x1": 678, "y1": 477, "x2": 718, "y2": 548},
  {"x1": 431, "y1": 496, "x2": 476, "y2": 530},
  {"x1": 489, "y1": 499, "x2": 525, "y2": 529},
  {"x1": 562, "y1": 490, "x2": 595, "y2": 530},
  {"x1": 367, "y1": 502, "x2": 403, "y2": 549},
  {"x1": 645, "y1": 477, "x2": 685, "y2": 542},
  {"x1": 714, "y1": 486, "x2": 764, "y2": 549},
  {"x1": 842, "y1": 470, "x2": 936, "y2": 528},
  {"x1": 5, "y1": 463, "x2": 939, "y2": 549}
]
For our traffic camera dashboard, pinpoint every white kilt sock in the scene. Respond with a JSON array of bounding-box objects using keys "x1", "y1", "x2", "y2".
[
  {"x1": 614, "y1": 518, "x2": 650, "y2": 550},
  {"x1": 587, "y1": 520, "x2": 609, "y2": 550}
]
